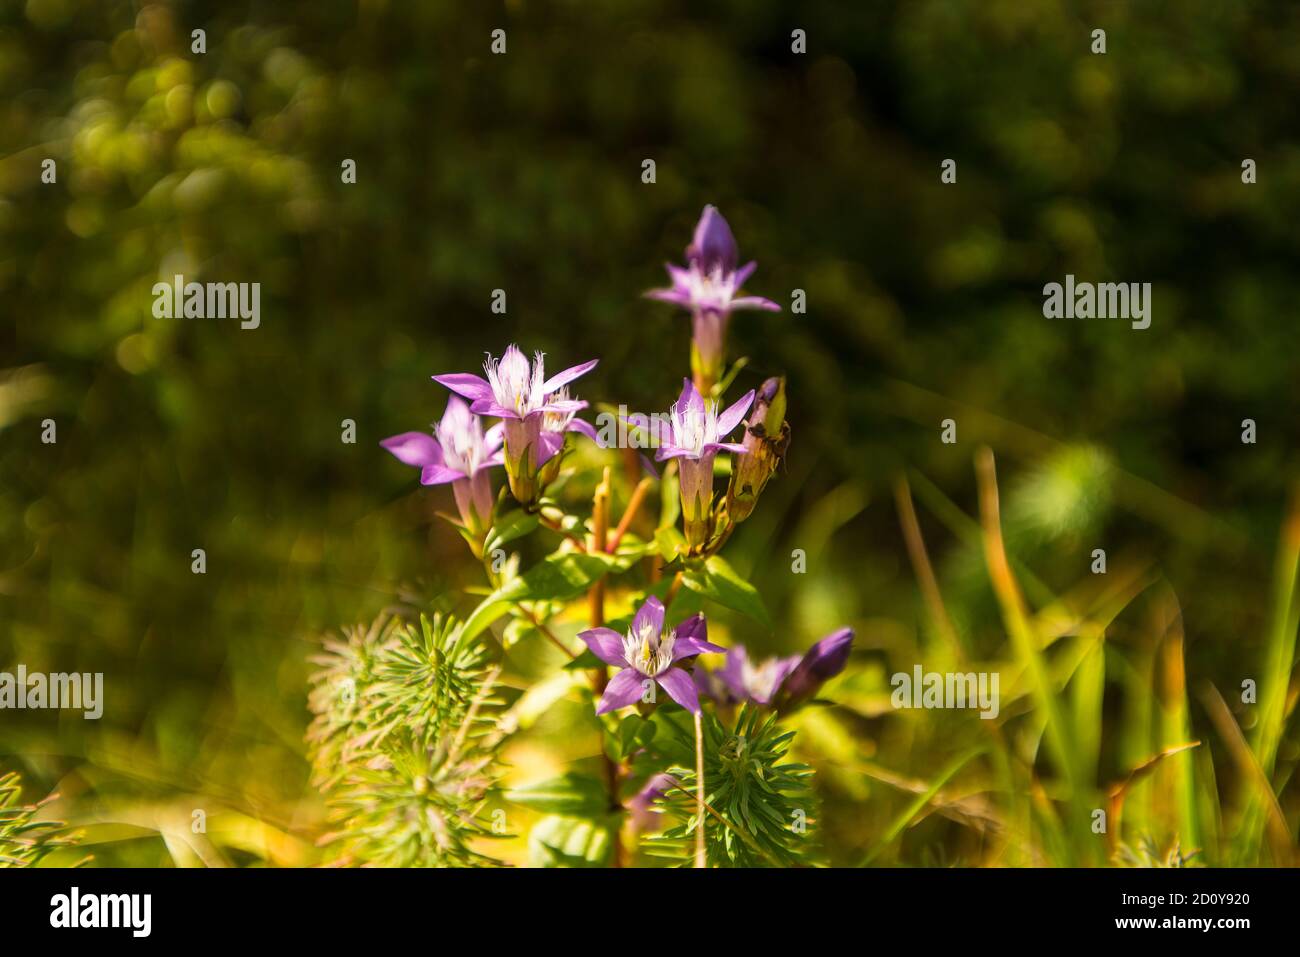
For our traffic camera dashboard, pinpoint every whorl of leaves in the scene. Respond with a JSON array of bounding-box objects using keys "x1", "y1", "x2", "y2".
[
  {"x1": 0, "y1": 771, "x2": 84, "y2": 868},
  {"x1": 306, "y1": 613, "x2": 506, "y2": 867},
  {"x1": 644, "y1": 705, "x2": 819, "y2": 867}
]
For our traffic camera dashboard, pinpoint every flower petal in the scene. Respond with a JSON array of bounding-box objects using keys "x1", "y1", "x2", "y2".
[
  {"x1": 419, "y1": 463, "x2": 463, "y2": 485},
  {"x1": 716, "y1": 389, "x2": 755, "y2": 438},
  {"x1": 644, "y1": 288, "x2": 694, "y2": 309},
  {"x1": 579, "y1": 627, "x2": 629, "y2": 666},
  {"x1": 672, "y1": 636, "x2": 726, "y2": 661},
  {"x1": 433, "y1": 373, "x2": 494, "y2": 402},
  {"x1": 675, "y1": 612, "x2": 708, "y2": 645},
  {"x1": 631, "y1": 596, "x2": 665, "y2": 638},
  {"x1": 731, "y1": 295, "x2": 782, "y2": 312},
  {"x1": 655, "y1": 444, "x2": 693, "y2": 462},
  {"x1": 718, "y1": 647, "x2": 749, "y2": 701},
  {"x1": 536, "y1": 430, "x2": 565, "y2": 466},
  {"x1": 470, "y1": 399, "x2": 521, "y2": 419},
  {"x1": 675, "y1": 378, "x2": 705, "y2": 413},
  {"x1": 671, "y1": 614, "x2": 725, "y2": 660},
  {"x1": 540, "y1": 358, "x2": 598, "y2": 395},
  {"x1": 733, "y1": 260, "x2": 758, "y2": 288},
  {"x1": 655, "y1": 668, "x2": 701, "y2": 714},
  {"x1": 381, "y1": 432, "x2": 441, "y2": 467},
  {"x1": 596, "y1": 668, "x2": 647, "y2": 715},
  {"x1": 567, "y1": 418, "x2": 599, "y2": 442}
]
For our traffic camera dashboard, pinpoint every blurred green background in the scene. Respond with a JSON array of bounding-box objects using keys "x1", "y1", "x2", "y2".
[{"x1": 3, "y1": 0, "x2": 1300, "y2": 865}]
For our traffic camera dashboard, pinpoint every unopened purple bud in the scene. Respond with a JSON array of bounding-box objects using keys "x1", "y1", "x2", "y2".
[
  {"x1": 778, "y1": 628, "x2": 854, "y2": 707},
  {"x1": 758, "y1": 376, "x2": 786, "y2": 435},
  {"x1": 687, "y1": 205, "x2": 738, "y2": 274}
]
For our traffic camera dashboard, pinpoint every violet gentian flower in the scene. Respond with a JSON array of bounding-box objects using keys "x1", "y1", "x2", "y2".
[
  {"x1": 645, "y1": 205, "x2": 780, "y2": 394},
  {"x1": 578, "y1": 597, "x2": 723, "y2": 715},
  {"x1": 434, "y1": 345, "x2": 597, "y2": 506},
  {"x1": 717, "y1": 645, "x2": 801, "y2": 706},
  {"x1": 536, "y1": 386, "x2": 600, "y2": 487},
  {"x1": 655, "y1": 379, "x2": 753, "y2": 551},
  {"x1": 726, "y1": 375, "x2": 790, "y2": 524},
  {"x1": 380, "y1": 396, "x2": 504, "y2": 541},
  {"x1": 696, "y1": 628, "x2": 855, "y2": 711}
]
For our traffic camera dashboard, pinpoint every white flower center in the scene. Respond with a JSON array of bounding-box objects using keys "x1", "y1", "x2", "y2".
[
  {"x1": 485, "y1": 347, "x2": 546, "y2": 417},
  {"x1": 622, "y1": 619, "x2": 676, "y2": 677},
  {"x1": 686, "y1": 265, "x2": 735, "y2": 311},
  {"x1": 541, "y1": 386, "x2": 576, "y2": 434},
  {"x1": 742, "y1": 657, "x2": 786, "y2": 703},
  {"x1": 670, "y1": 399, "x2": 720, "y2": 457},
  {"x1": 436, "y1": 413, "x2": 486, "y2": 476}
]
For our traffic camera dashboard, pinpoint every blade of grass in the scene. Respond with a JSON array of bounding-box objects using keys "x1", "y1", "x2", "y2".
[
  {"x1": 1199, "y1": 683, "x2": 1294, "y2": 865},
  {"x1": 1254, "y1": 484, "x2": 1300, "y2": 778},
  {"x1": 1154, "y1": 591, "x2": 1201, "y2": 857},
  {"x1": 859, "y1": 748, "x2": 984, "y2": 866},
  {"x1": 1241, "y1": 485, "x2": 1300, "y2": 862},
  {"x1": 975, "y1": 449, "x2": 1078, "y2": 792},
  {"x1": 1105, "y1": 742, "x2": 1201, "y2": 859}
]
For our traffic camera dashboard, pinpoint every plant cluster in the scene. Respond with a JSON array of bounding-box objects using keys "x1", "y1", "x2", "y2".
[{"x1": 310, "y1": 206, "x2": 853, "y2": 867}]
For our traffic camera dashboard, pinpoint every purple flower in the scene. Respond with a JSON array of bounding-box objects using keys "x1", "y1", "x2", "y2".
[
  {"x1": 538, "y1": 386, "x2": 599, "y2": 463},
  {"x1": 645, "y1": 206, "x2": 779, "y2": 393},
  {"x1": 578, "y1": 597, "x2": 724, "y2": 715},
  {"x1": 381, "y1": 396, "x2": 504, "y2": 537},
  {"x1": 627, "y1": 772, "x2": 677, "y2": 832},
  {"x1": 697, "y1": 628, "x2": 855, "y2": 710},
  {"x1": 718, "y1": 645, "x2": 801, "y2": 706},
  {"x1": 779, "y1": 627, "x2": 855, "y2": 705},
  {"x1": 433, "y1": 344, "x2": 597, "y2": 505},
  {"x1": 655, "y1": 379, "x2": 753, "y2": 549}
]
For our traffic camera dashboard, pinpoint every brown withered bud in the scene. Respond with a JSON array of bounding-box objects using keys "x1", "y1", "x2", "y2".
[{"x1": 725, "y1": 376, "x2": 789, "y2": 523}]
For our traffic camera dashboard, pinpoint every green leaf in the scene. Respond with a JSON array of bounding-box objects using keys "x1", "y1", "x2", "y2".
[
  {"x1": 528, "y1": 815, "x2": 613, "y2": 868},
  {"x1": 655, "y1": 526, "x2": 686, "y2": 563},
  {"x1": 499, "y1": 670, "x2": 579, "y2": 735},
  {"x1": 461, "y1": 550, "x2": 635, "y2": 641},
  {"x1": 614, "y1": 715, "x2": 646, "y2": 760},
  {"x1": 484, "y1": 509, "x2": 540, "y2": 554},
  {"x1": 507, "y1": 772, "x2": 610, "y2": 817},
  {"x1": 564, "y1": 648, "x2": 607, "y2": 671},
  {"x1": 682, "y1": 554, "x2": 772, "y2": 628},
  {"x1": 713, "y1": 356, "x2": 749, "y2": 397}
]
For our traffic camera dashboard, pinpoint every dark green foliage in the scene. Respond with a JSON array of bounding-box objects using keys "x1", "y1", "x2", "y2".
[{"x1": 645, "y1": 706, "x2": 819, "y2": 867}]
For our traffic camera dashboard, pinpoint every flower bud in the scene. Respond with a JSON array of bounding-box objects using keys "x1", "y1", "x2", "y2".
[
  {"x1": 679, "y1": 453, "x2": 716, "y2": 550},
  {"x1": 776, "y1": 627, "x2": 854, "y2": 709},
  {"x1": 690, "y1": 311, "x2": 728, "y2": 395},
  {"x1": 503, "y1": 414, "x2": 542, "y2": 507},
  {"x1": 726, "y1": 376, "x2": 789, "y2": 523},
  {"x1": 452, "y1": 470, "x2": 495, "y2": 541}
]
